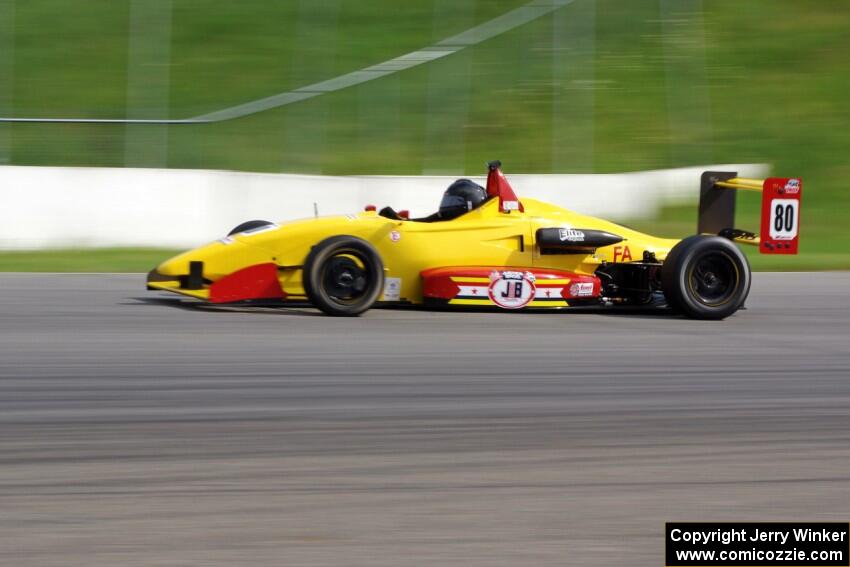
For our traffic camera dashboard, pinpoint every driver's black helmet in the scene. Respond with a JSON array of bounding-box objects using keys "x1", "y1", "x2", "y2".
[{"x1": 439, "y1": 179, "x2": 488, "y2": 219}]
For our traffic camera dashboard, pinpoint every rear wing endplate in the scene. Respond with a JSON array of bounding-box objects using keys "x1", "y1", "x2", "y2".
[{"x1": 699, "y1": 171, "x2": 802, "y2": 255}]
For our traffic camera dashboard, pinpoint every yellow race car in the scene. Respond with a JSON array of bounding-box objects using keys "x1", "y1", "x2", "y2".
[{"x1": 147, "y1": 161, "x2": 801, "y2": 319}]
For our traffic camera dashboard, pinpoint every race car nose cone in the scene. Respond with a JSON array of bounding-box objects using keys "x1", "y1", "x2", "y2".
[{"x1": 156, "y1": 259, "x2": 179, "y2": 277}]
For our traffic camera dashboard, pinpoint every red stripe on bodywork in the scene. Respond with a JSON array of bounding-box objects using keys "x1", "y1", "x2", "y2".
[
  {"x1": 421, "y1": 269, "x2": 461, "y2": 300},
  {"x1": 209, "y1": 263, "x2": 286, "y2": 303}
]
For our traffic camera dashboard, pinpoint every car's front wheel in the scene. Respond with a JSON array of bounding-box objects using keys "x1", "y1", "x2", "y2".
[
  {"x1": 661, "y1": 235, "x2": 751, "y2": 320},
  {"x1": 303, "y1": 236, "x2": 384, "y2": 316}
]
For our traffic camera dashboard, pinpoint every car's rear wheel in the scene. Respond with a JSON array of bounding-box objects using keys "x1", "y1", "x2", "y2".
[
  {"x1": 227, "y1": 220, "x2": 273, "y2": 236},
  {"x1": 661, "y1": 235, "x2": 751, "y2": 320},
  {"x1": 303, "y1": 236, "x2": 384, "y2": 316}
]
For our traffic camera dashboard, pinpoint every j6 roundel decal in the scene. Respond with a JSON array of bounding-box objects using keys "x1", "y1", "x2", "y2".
[{"x1": 488, "y1": 271, "x2": 536, "y2": 309}]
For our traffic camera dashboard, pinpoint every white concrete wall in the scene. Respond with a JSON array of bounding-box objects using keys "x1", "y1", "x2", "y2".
[{"x1": 0, "y1": 164, "x2": 768, "y2": 250}]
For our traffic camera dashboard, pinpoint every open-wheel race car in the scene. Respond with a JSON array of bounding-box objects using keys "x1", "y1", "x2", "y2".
[{"x1": 147, "y1": 161, "x2": 801, "y2": 319}]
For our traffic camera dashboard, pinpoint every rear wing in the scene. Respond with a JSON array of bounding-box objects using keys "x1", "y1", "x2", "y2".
[{"x1": 699, "y1": 171, "x2": 802, "y2": 254}]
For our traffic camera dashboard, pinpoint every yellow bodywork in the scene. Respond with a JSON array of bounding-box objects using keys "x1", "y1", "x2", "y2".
[{"x1": 150, "y1": 196, "x2": 680, "y2": 305}]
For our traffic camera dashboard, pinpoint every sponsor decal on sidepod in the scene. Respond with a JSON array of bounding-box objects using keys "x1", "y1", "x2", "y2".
[
  {"x1": 569, "y1": 282, "x2": 594, "y2": 297},
  {"x1": 488, "y1": 270, "x2": 537, "y2": 309},
  {"x1": 558, "y1": 228, "x2": 585, "y2": 242}
]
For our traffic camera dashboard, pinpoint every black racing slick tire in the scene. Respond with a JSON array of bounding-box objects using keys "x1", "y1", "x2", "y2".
[
  {"x1": 303, "y1": 236, "x2": 384, "y2": 316},
  {"x1": 661, "y1": 235, "x2": 751, "y2": 320},
  {"x1": 227, "y1": 220, "x2": 273, "y2": 236}
]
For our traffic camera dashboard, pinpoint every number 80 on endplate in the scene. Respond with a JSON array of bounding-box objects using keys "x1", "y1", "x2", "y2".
[{"x1": 760, "y1": 178, "x2": 802, "y2": 254}]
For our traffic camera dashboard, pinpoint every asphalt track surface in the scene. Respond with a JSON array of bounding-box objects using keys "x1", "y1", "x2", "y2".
[{"x1": 1, "y1": 272, "x2": 849, "y2": 566}]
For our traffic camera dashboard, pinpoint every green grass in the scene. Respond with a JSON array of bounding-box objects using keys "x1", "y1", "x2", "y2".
[
  {"x1": 0, "y1": 249, "x2": 180, "y2": 273},
  {"x1": 1, "y1": 0, "x2": 849, "y2": 269}
]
